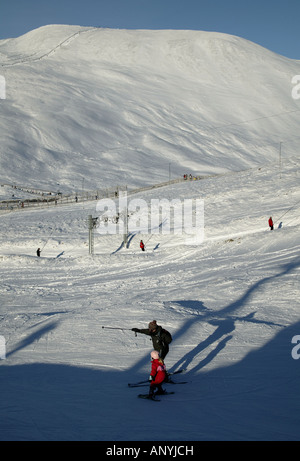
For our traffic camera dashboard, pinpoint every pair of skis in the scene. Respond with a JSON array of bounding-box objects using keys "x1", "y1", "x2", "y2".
[
  {"x1": 128, "y1": 369, "x2": 187, "y2": 401},
  {"x1": 128, "y1": 368, "x2": 187, "y2": 388},
  {"x1": 138, "y1": 391, "x2": 174, "y2": 402}
]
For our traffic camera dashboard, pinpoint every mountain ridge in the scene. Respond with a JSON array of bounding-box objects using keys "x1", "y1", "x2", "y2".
[{"x1": 0, "y1": 25, "x2": 299, "y2": 192}]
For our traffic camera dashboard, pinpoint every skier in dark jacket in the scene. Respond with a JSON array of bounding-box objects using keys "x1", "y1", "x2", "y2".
[{"x1": 132, "y1": 320, "x2": 172, "y2": 360}]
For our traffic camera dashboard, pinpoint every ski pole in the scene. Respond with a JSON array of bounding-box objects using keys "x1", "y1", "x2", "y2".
[
  {"x1": 128, "y1": 379, "x2": 149, "y2": 387},
  {"x1": 102, "y1": 326, "x2": 137, "y2": 336}
]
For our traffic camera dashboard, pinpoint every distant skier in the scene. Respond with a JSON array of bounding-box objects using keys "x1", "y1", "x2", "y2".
[
  {"x1": 268, "y1": 216, "x2": 274, "y2": 231},
  {"x1": 132, "y1": 320, "x2": 172, "y2": 360},
  {"x1": 148, "y1": 350, "x2": 167, "y2": 398},
  {"x1": 37, "y1": 248, "x2": 41, "y2": 257},
  {"x1": 140, "y1": 240, "x2": 145, "y2": 251}
]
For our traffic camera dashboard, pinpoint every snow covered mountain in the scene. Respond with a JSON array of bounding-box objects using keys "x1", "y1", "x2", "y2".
[
  {"x1": 0, "y1": 26, "x2": 300, "y2": 441},
  {"x1": 0, "y1": 25, "x2": 299, "y2": 192}
]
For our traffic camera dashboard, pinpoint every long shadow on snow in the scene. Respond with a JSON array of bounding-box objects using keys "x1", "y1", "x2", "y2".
[
  {"x1": 127, "y1": 257, "x2": 299, "y2": 376},
  {"x1": 0, "y1": 258, "x2": 299, "y2": 440},
  {"x1": 1, "y1": 319, "x2": 300, "y2": 440},
  {"x1": 196, "y1": 318, "x2": 300, "y2": 440},
  {"x1": 167, "y1": 256, "x2": 299, "y2": 374},
  {"x1": 6, "y1": 322, "x2": 59, "y2": 359}
]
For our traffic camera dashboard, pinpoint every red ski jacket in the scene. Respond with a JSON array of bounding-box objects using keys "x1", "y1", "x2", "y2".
[{"x1": 150, "y1": 359, "x2": 166, "y2": 385}]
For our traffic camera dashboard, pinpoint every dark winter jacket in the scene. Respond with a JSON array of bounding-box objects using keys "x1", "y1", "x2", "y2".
[{"x1": 136, "y1": 325, "x2": 172, "y2": 360}]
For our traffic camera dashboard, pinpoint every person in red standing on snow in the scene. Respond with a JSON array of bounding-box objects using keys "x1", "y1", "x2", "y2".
[
  {"x1": 140, "y1": 240, "x2": 145, "y2": 251},
  {"x1": 148, "y1": 350, "x2": 167, "y2": 398},
  {"x1": 268, "y1": 216, "x2": 274, "y2": 231}
]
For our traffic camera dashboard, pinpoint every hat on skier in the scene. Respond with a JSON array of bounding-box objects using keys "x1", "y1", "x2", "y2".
[
  {"x1": 151, "y1": 350, "x2": 160, "y2": 360},
  {"x1": 149, "y1": 320, "x2": 157, "y2": 331}
]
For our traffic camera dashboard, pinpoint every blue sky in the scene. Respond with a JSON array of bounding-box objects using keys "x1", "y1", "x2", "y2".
[{"x1": 0, "y1": 0, "x2": 299, "y2": 59}]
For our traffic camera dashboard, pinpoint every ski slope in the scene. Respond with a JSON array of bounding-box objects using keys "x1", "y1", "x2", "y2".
[
  {"x1": 0, "y1": 155, "x2": 299, "y2": 441},
  {"x1": 0, "y1": 24, "x2": 299, "y2": 441}
]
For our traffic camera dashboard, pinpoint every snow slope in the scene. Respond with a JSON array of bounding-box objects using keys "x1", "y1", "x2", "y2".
[
  {"x1": 0, "y1": 25, "x2": 299, "y2": 441},
  {"x1": 0, "y1": 26, "x2": 299, "y2": 192},
  {"x1": 0, "y1": 154, "x2": 299, "y2": 441}
]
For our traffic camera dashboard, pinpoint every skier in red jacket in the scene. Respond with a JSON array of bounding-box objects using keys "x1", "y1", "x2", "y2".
[
  {"x1": 268, "y1": 216, "x2": 274, "y2": 230},
  {"x1": 148, "y1": 350, "x2": 167, "y2": 398},
  {"x1": 140, "y1": 240, "x2": 145, "y2": 251}
]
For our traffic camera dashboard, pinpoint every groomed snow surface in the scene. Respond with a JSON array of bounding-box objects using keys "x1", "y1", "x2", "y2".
[
  {"x1": 0, "y1": 25, "x2": 299, "y2": 441},
  {"x1": 0, "y1": 158, "x2": 299, "y2": 441}
]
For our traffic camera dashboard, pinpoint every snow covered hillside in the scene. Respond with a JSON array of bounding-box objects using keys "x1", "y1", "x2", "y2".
[
  {"x1": 0, "y1": 25, "x2": 299, "y2": 192},
  {"x1": 0, "y1": 25, "x2": 299, "y2": 441},
  {"x1": 0, "y1": 154, "x2": 299, "y2": 440}
]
